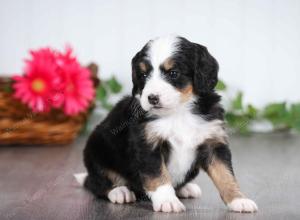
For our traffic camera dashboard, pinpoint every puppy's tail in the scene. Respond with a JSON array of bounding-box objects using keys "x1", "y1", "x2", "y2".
[{"x1": 74, "y1": 172, "x2": 88, "y2": 186}]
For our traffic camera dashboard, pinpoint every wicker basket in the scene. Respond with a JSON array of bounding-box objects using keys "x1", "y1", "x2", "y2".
[{"x1": 0, "y1": 63, "x2": 99, "y2": 145}]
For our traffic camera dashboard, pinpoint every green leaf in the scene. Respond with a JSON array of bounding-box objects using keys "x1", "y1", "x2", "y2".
[
  {"x1": 3, "y1": 84, "x2": 12, "y2": 93},
  {"x1": 100, "y1": 100, "x2": 113, "y2": 110},
  {"x1": 290, "y1": 103, "x2": 300, "y2": 117},
  {"x1": 95, "y1": 76, "x2": 123, "y2": 111},
  {"x1": 289, "y1": 103, "x2": 300, "y2": 131},
  {"x1": 263, "y1": 103, "x2": 288, "y2": 121},
  {"x1": 96, "y1": 85, "x2": 107, "y2": 101},
  {"x1": 225, "y1": 113, "x2": 251, "y2": 135},
  {"x1": 216, "y1": 80, "x2": 227, "y2": 91},
  {"x1": 246, "y1": 104, "x2": 258, "y2": 119},
  {"x1": 107, "y1": 76, "x2": 122, "y2": 93},
  {"x1": 231, "y1": 92, "x2": 243, "y2": 110},
  {"x1": 263, "y1": 103, "x2": 287, "y2": 117},
  {"x1": 225, "y1": 113, "x2": 239, "y2": 129},
  {"x1": 263, "y1": 102, "x2": 290, "y2": 129}
]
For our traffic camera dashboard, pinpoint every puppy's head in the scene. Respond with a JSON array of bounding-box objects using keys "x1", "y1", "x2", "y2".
[{"x1": 132, "y1": 35, "x2": 218, "y2": 114}]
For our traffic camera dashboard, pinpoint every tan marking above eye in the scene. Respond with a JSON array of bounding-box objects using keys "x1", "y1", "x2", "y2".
[
  {"x1": 139, "y1": 62, "x2": 147, "y2": 72},
  {"x1": 162, "y1": 58, "x2": 175, "y2": 71}
]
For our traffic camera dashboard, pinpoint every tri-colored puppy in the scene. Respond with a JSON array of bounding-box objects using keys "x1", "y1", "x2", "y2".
[{"x1": 75, "y1": 35, "x2": 258, "y2": 213}]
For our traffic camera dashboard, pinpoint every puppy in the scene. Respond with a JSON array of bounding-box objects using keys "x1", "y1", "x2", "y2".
[{"x1": 76, "y1": 35, "x2": 258, "y2": 213}]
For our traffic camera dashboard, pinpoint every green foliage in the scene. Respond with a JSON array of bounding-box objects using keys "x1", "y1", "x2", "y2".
[
  {"x1": 225, "y1": 91, "x2": 254, "y2": 134},
  {"x1": 261, "y1": 102, "x2": 300, "y2": 131},
  {"x1": 263, "y1": 103, "x2": 290, "y2": 130},
  {"x1": 231, "y1": 92, "x2": 243, "y2": 110},
  {"x1": 247, "y1": 104, "x2": 258, "y2": 119},
  {"x1": 96, "y1": 76, "x2": 123, "y2": 110},
  {"x1": 290, "y1": 104, "x2": 300, "y2": 131},
  {"x1": 225, "y1": 113, "x2": 251, "y2": 134},
  {"x1": 215, "y1": 80, "x2": 227, "y2": 91},
  {"x1": 1, "y1": 82, "x2": 13, "y2": 93},
  {"x1": 4, "y1": 85, "x2": 12, "y2": 93},
  {"x1": 216, "y1": 80, "x2": 300, "y2": 134},
  {"x1": 107, "y1": 76, "x2": 122, "y2": 93}
]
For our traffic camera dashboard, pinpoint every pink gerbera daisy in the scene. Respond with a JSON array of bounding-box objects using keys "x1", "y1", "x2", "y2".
[
  {"x1": 13, "y1": 46, "x2": 95, "y2": 115},
  {"x1": 56, "y1": 48, "x2": 95, "y2": 115},
  {"x1": 13, "y1": 48, "x2": 62, "y2": 112}
]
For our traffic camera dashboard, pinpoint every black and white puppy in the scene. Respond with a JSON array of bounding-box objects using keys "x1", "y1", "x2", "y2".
[{"x1": 75, "y1": 35, "x2": 258, "y2": 213}]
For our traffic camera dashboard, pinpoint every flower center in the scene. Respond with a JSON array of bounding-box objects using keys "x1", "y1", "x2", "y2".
[{"x1": 31, "y1": 79, "x2": 46, "y2": 92}]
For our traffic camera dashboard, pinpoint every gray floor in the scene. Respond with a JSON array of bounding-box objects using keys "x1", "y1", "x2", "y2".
[{"x1": 0, "y1": 133, "x2": 299, "y2": 220}]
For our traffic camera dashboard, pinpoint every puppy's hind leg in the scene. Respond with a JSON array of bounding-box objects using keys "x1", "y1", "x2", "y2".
[
  {"x1": 84, "y1": 168, "x2": 136, "y2": 204},
  {"x1": 105, "y1": 170, "x2": 136, "y2": 204},
  {"x1": 176, "y1": 183, "x2": 202, "y2": 199},
  {"x1": 83, "y1": 171, "x2": 113, "y2": 199},
  {"x1": 107, "y1": 186, "x2": 136, "y2": 204}
]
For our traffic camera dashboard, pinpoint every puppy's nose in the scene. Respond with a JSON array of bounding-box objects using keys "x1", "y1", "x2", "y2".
[{"x1": 148, "y1": 94, "x2": 159, "y2": 105}]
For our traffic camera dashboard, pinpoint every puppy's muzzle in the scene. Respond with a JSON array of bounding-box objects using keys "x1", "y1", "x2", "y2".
[{"x1": 148, "y1": 94, "x2": 160, "y2": 106}]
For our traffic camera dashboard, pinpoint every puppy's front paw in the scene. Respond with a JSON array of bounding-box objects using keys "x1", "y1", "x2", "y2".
[
  {"x1": 148, "y1": 184, "x2": 186, "y2": 213},
  {"x1": 227, "y1": 198, "x2": 258, "y2": 213},
  {"x1": 153, "y1": 195, "x2": 186, "y2": 213},
  {"x1": 177, "y1": 183, "x2": 202, "y2": 198},
  {"x1": 107, "y1": 186, "x2": 136, "y2": 204}
]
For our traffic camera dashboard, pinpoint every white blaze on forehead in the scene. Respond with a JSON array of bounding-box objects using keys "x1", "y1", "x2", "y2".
[
  {"x1": 147, "y1": 35, "x2": 179, "y2": 69},
  {"x1": 140, "y1": 35, "x2": 181, "y2": 112}
]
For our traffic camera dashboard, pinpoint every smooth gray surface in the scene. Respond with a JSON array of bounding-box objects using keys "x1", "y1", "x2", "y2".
[{"x1": 0, "y1": 133, "x2": 299, "y2": 220}]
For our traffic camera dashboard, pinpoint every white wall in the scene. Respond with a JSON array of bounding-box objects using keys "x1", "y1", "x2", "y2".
[{"x1": 0, "y1": 0, "x2": 299, "y2": 106}]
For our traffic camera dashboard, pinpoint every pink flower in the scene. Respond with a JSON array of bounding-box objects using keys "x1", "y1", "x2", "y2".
[
  {"x1": 13, "y1": 48, "x2": 62, "y2": 112},
  {"x1": 13, "y1": 46, "x2": 95, "y2": 115},
  {"x1": 57, "y1": 48, "x2": 95, "y2": 115}
]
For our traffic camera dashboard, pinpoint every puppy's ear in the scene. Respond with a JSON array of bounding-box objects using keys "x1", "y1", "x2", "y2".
[
  {"x1": 131, "y1": 52, "x2": 140, "y2": 96},
  {"x1": 193, "y1": 43, "x2": 219, "y2": 94}
]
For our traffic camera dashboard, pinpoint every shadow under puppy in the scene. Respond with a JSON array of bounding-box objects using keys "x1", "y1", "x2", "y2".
[{"x1": 75, "y1": 35, "x2": 258, "y2": 213}]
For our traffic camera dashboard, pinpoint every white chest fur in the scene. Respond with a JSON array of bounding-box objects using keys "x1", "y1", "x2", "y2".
[{"x1": 145, "y1": 109, "x2": 226, "y2": 186}]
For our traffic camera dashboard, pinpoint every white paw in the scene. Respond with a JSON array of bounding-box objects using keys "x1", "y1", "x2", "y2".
[
  {"x1": 73, "y1": 172, "x2": 87, "y2": 186},
  {"x1": 177, "y1": 183, "x2": 202, "y2": 198},
  {"x1": 107, "y1": 186, "x2": 136, "y2": 204},
  {"x1": 148, "y1": 184, "x2": 186, "y2": 213},
  {"x1": 153, "y1": 195, "x2": 186, "y2": 213},
  {"x1": 227, "y1": 198, "x2": 258, "y2": 213}
]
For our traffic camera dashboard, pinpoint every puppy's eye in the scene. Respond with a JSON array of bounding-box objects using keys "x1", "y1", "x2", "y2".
[{"x1": 169, "y1": 70, "x2": 179, "y2": 79}]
